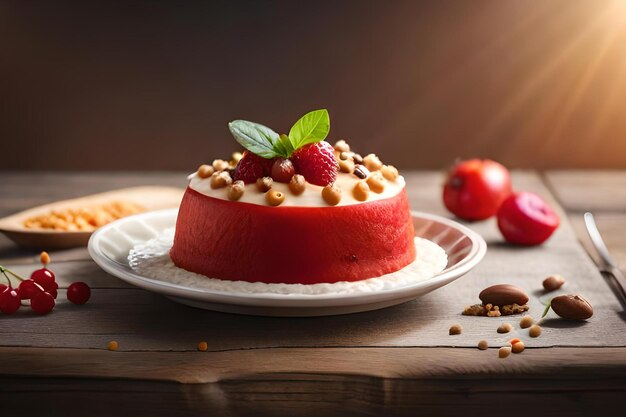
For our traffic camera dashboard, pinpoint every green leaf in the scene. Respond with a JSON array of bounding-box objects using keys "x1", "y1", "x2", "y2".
[
  {"x1": 288, "y1": 109, "x2": 330, "y2": 150},
  {"x1": 541, "y1": 300, "x2": 552, "y2": 318},
  {"x1": 228, "y1": 120, "x2": 281, "y2": 158},
  {"x1": 279, "y1": 134, "x2": 295, "y2": 155}
]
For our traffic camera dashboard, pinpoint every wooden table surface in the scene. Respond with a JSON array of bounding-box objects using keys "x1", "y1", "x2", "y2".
[{"x1": 1, "y1": 170, "x2": 625, "y2": 417}]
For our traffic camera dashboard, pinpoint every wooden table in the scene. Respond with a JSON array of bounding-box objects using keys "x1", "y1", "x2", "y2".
[{"x1": 1, "y1": 171, "x2": 625, "y2": 417}]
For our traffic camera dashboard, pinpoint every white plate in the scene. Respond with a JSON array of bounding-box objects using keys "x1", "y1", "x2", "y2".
[{"x1": 88, "y1": 209, "x2": 486, "y2": 316}]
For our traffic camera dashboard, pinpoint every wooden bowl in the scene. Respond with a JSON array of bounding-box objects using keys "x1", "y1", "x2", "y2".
[{"x1": 0, "y1": 186, "x2": 184, "y2": 249}]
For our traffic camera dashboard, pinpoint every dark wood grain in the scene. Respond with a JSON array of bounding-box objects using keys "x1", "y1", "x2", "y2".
[{"x1": 1, "y1": 171, "x2": 625, "y2": 415}]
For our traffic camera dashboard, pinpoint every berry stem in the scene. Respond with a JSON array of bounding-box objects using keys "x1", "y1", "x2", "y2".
[{"x1": 0, "y1": 265, "x2": 25, "y2": 285}]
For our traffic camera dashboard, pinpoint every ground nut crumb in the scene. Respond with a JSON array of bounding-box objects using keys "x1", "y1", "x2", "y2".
[
  {"x1": 231, "y1": 152, "x2": 243, "y2": 164},
  {"x1": 340, "y1": 151, "x2": 354, "y2": 161},
  {"x1": 322, "y1": 185, "x2": 342, "y2": 206},
  {"x1": 478, "y1": 340, "x2": 489, "y2": 350},
  {"x1": 529, "y1": 325, "x2": 542, "y2": 338},
  {"x1": 197, "y1": 164, "x2": 215, "y2": 178},
  {"x1": 352, "y1": 181, "x2": 370, "y2": 201},
  {"x1": 256, "y1": 177, "x2": 273, "y2": 192},
  {"x1": 511, "y1": 341, "x2": 525, "y2": 354},
  {"x1": 288, "y1": 174, "x2": 306, "y2": 195},
  {"x1": 212, "y1": 159, "x2": 229, "y2": 171},
  {"x1": 266, "y1": 190, "x2": 286, "y2": 206},
  {"x1": 334, "y1": 140, "x2": 350, "y2": 152},
  {"x1": 543, "y1": 274, "x2": 566, "y2": 292},
  {"x1": 227, "y1": 181, "x2": 245, "y2": 201},
  {"x1": 366, "y1": 173, "x2": 385, "y2": 193},
  {"x1": 380, "y1": 165, "x2": 399, "y2": 181},
  {"x1": 498, "y1": 346, "x2": 512, "y2": 358},
  {"x1": 449, "y1": 324, "x2": 462, "y2": 335},
  {"x1": 40, "y1": 251, "x2": 51, "y2": 265},
  {"x1": 210, "y1": 171, "x2": 232, "y2": 189},
  {"x1": 497, "y1": 323, "x2": 513, "y2": 333},
  {"x1": 339, "y1": 159, "x2": 355, "y2": 174},
  {"x1": 363, "y1": 153, "x2": 383, "y2": 171},
  {"x1": 519, "y1": 315, "x2": 534, "y2": 329},
  {"x1": 463, "y1": 302, "x2": 528, "y2": 317}
]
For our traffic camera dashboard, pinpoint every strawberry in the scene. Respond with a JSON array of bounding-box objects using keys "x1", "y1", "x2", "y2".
[
  {"x1": 290, "y1": 141, "x2": 338, "y2": 186},
  {"x1": 234, "y1": 151, "x2": 274, "y2": 184}
]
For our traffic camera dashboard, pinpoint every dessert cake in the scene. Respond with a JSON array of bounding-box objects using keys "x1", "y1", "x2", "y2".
[{"x1": 170, "y1": 109, "x2": 416, "y2": 284}]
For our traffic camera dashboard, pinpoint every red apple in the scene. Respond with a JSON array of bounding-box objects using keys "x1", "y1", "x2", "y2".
[
  {"x1": 443, "y1": 159, "x2": 512, "y2": 221},
  {"x1": 497, "y1": 192, "x2": 560, "y2": 245}
]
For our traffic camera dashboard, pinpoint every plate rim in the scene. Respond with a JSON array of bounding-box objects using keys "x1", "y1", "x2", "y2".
[{"x1": 88, "y1": 209, "x2": 486, "y2": 306}]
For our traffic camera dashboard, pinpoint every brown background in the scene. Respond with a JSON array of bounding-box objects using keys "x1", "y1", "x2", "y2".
[{"x1": 1, "y1": 0, "x2": 626, "y2": 171}]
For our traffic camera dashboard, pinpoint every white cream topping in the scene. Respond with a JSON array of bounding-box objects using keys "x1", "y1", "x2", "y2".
[
  {"x1": 128, "y1": 228, "x2": 447, "y2": 295},
  {"x1": 188, "y1": 172, "x2": 406, "y2": 207}
]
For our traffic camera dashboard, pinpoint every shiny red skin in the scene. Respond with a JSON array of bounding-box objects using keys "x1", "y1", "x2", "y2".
[
  {"x1": 31, "y1": 291, "x2": 55, "y2": 315},
  {"x1": 17, "y1": 279, "x2": 44, "y2": 300},
  {"x1": 31, "y1": 268, "x2": 55, "y2": 288},
  {"x1": 270, "y1": 158, "x2": 295, "y2": 183},
  {"x1": 443, "y1": 159, "x2": 512, "y2": 221},
  {"x1": 291, "y1": 142, "x2": 338, "y2": 186},
  {"x1": 234, "y1": 152, "x2": 275, "y2": 184},
  {"x1": 497, "y1": 192, "x2": 560, "y2": 245},
  {"x1": 170, "y1": 188, "x2": 416, "y2": 284},
  {"x1": 0, "y1": 287, "x2": 21, "y2": 314},
  {"x1": 67, "y1": 282, "x2": 91, "y2": 305}
]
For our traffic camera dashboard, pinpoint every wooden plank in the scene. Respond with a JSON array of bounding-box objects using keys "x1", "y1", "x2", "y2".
[
  {"x1": 570, "y1": 214, "x2": 626, "y2": 275},
  {"x1": 1, "y1": 171, "x2": 625, "y2": 382},
  {"x1": 1, "y1": 347, "x2": 625, "y2": 384},
  {"x1": 2, "y1": 375, "x2": 625, "y2": 417},
  {"x1": 546, "y1": 170, "x2": 626, "y2": 285},
  {"x1": 545, "y1": 170, "x2": 626, "y2": 213}
]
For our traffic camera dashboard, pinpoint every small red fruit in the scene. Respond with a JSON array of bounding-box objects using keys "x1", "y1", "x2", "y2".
[
  {"x1": 233, "y1": 151, "x2": 274, "y2": 184},
  {"x1": 31, "y1": 268, "x2": 56, "y2": 288},
  {"x1": 290, "y1": 141, "x2": 338, "y2": 186},
  {"x1": 67, "y1": 282, "x2": 91, "y2": 305},
  {"x1": 443, "y1": 159, "x2": 512, "y2": 221},
  {"x1": 497, "y1": 192, "x2": 560, "y2": 245},
  {"x1": 17, "y1": 279, "x2": 44, "y2": 300},
  {"x1": 47, "y1": 282, "x2": 59, "y2": 299},
  {"x1": 0, "y1": 287, "x2": 21, "y2": 314},
  {"x1": 0, "y1": 283, "x2": 7, "y2": 293},
  {"x1": 31, "y1": 291, "x2": 55, "y2": 315},
  {"x1": 271, "y1": 158, "x2": 295, "y2": 183}
]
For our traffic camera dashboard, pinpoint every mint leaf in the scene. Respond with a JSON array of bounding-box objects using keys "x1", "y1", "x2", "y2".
[
  {"x1": 288, "y1": 109, "x2": 330, "y2": 150},
  {"x1": 279, "y1": 134, "x2": 294, "y2": 155},
  {"x1": 228, "y1": 120, "x2": 281, "y2": 158}
]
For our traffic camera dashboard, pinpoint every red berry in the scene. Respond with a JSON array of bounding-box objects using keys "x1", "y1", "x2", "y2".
[
  {"x1": 497, "y1": 192, "x2": 560, "y2": 245},
  {"x1": 31, "y1": 268, "x2": 55, "y2": 288},
  {"x1": 31, "y1": 291, "x2": 55, "y2": 315},
  {"x1": 0, "y1": 287, "x2": 21, "y2": 314},
  {"x1": 270, "y1": 158, "x2": 295, "y2": 183},
  {"x1": 17, "y1": 279, "x2": 44, "y2": 300},
  {"x1": 47, "y1": 282, "x2": 59, "y2": 299},
  {"x1": 233, "y1": 151, "x2": 274, "y2": 184},
  {"x1": 290, "y1": 141, "x2": 338, "y2": 186},
  {"x1": 0, "y1": 283, "x2": 7, "y2": 293},
  {"x1": 67, "y1": 282, "x2": 91, "y2": 305}
]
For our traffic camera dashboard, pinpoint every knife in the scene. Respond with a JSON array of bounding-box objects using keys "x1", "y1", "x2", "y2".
[{"x1": 584, "y1": 212, "x2": 626, "y2": 300}]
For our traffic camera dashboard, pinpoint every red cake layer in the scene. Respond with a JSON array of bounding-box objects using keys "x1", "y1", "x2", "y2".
[{"x1": 170, "y1": 187, "x2": 416, "y2": 284}]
